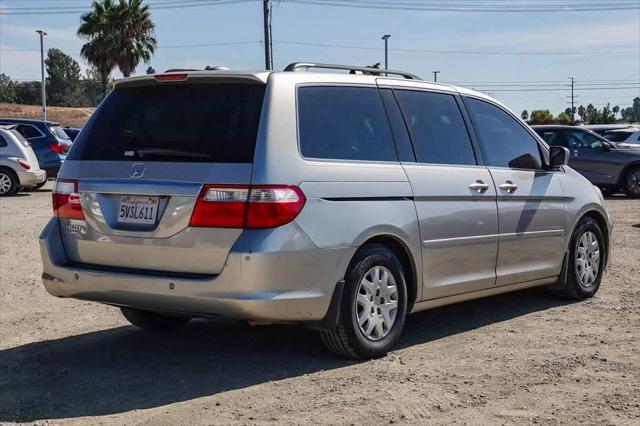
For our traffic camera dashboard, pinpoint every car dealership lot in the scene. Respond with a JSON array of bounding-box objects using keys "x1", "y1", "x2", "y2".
[{"x1": 1, "y1": 182, "x2": 638, "y2": 425}]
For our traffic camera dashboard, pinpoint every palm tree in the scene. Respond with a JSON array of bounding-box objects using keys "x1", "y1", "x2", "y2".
[
  {"x1": 78, "y1": 0, "x2": 157, "y2": 97},
  {"x1": 78, "y1": 0, "x2": 118, "y2": 97},
  {"x1": 112, "y1": 0, "x2": 157, "y2": 77}
]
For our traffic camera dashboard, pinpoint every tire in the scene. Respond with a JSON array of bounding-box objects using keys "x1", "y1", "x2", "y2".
[
  {"x1": 120, "y1": 307, "x2": 191, "y2": 330},
  {"x1": 0, "y1": 168, "x2": 19, "y2": 197},
  {"x1": 321, "y1": 244, "x2": 408, "y2": 359},
  {"x1": 623, "y1": 167, "x2": 640, "y2": 198},
  {"x1": 562, "y1": 216, "x2": 605, "y2": 300}
]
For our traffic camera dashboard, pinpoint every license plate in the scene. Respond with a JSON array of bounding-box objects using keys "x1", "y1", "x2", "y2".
[{"x1": 117, "y1": 196, "x2": 159, "y2": 225}]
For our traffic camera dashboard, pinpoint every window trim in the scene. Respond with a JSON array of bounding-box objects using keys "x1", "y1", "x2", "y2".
[
  {"x1": 461, "y1": 95, "x2": 550, "y2": 172},
  {"x1": 391, "y1": 87, "x2": 481, "y2": 167},
  {"x1": 295, "y1": 83, "x2": 401, "y2": 165}
]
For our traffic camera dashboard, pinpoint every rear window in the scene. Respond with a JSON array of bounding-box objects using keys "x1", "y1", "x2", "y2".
[
  {"x1": 48, "y1": 125, "x2": 70, "y2": 140},
  {"x1": 68, "y1": 82, "x2": 265, "y2": 162},
  {"x1": 298, "y1": 86, "x2": 397, "y2": 162}
]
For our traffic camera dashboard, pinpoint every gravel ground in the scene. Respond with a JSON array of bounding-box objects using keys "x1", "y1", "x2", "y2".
[{"x1": 0, "y1": 182, "x2": 638, "y2": 425}]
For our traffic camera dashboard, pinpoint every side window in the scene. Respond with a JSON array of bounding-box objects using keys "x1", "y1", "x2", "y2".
[
  {"x1": 16, "y1": 125, "x2": 42, "y2": 139},
  {"x1": 298, "y1": 86, "x2": 397, "y2": 162},
  {"x1": 394, "y1": 90, "x2": 476, "y2": 166},
  {"x1": 565, "y1": 130, "x2": 602, "y2": 149},
  {"x1": 379, "y1": 89, "x2": 415, "y2": 162},
  {"x1": 465, "y1": 97, "x2": 542, "y2": 169}
]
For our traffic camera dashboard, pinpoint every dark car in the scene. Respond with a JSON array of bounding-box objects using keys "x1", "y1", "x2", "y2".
[
  {"x1": 0, "y1": 118, "x2": 71, "y2": 178},
  {"x1": 63, "y1": 127, "x2": 81, "y2": 142},
  {"x1": 532, "y1": 125, "x2": 640, "y2": 197}
]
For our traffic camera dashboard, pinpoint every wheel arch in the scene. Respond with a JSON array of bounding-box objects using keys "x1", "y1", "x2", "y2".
[
  {"x1": 617, "y1": 160, "x2": 640, "y2": 187},
  {"x1": 348, "y1": 234, "x2": 419, "y2": 312},
  {"x1": 576, "y1": 209, "x2": 610, "y2": 270}
]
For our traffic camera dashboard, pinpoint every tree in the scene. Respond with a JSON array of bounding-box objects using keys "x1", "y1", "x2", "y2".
[
  {"x1": 612, "y1": 105, "x2": 620, "y2": 118},
  {"x1": 577, "y1": 105, "x2": 586, "y2": 122},
  {"x1": 521, "y1": 110, "x2": 529, "y2": 121},
  {"x1": 0, "y1": 73, "x2": 17, "y2": 103},
  {"x1": 14, "y1": 81, "x2": 41, "y2": 105},
  {"x1": 633, "y1": 97, "x2": 640, "y2": 122},
  {"x1": 78, "y1": 0, "x2": 119, "y2": 98},
  {"x1": 529, "y1": 109, "x2": 554, "y2": 124},
  {"x1": 556, "y1": 112, "x2": 571, "y2": 124},
  {"x1": 145, "y1": 66, "x2": 156, "y2": 74},
  {"x1": 45, "y1": 48, "x2": 82, "y2": 106},
  {"x1": 113, "y1": 0, "x2": 157, "y2": 77}
]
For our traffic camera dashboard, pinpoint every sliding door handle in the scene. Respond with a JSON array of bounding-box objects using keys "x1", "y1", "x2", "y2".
[
  {"x1": 468, "y1": 180, "x2": 490, "y2": 192},
  {"x1": 499, "y1": 181, "x2": 518, "y2": 193}
]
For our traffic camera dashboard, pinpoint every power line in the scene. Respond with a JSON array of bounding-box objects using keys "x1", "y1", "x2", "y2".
[
  {"x1": 286, "y1": 0, "x2": 640, "y2": 12},
  {"x1": 273, "y1": 40, "x2": 639, "y2": 56},
  {"x1": 0, "y1": 0, "x2": 255, "y2": 15}
]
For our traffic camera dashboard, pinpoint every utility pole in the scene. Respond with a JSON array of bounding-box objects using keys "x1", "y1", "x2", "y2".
[
  {"x1": 433, "y1": 71, "x2": 440, "y2": 82},
  {"x1": 569, "y1": 77, "x2": 575, "y2": 122},
  {"x1": 381, "y1": 34, "x2": 391, "y2": 70},
  {"x1": 36, "y1": 30, "x2": 47, "y2": 121},
  {"x1": 263, "y1": 0, "x2": 271, "y2": 70}
]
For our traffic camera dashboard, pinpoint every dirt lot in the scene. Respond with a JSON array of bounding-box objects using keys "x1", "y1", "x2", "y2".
[
  {"x1": 0, "y1": 103, "x2": 93, "y2": 128},
  {"x1": 0, "y1": 182, "x2": 638, "y2": 425}
]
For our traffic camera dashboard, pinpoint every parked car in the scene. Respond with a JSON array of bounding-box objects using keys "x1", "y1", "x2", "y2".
[
  {"x1": 604, "y1": 128, "x2": 640, "y2": 147},
  {"x1": 583, "y1": 124, "x2": 637, "y2": 137},
  {"x1": 0, "y1": 118, "x2": 71, "y2": 178},
  {"x1": 0, "y1": 125, "x2": 47, "y2": 196},
  {"x1": 533, "y1": 125, "x2": 640, "y2": 197},
  {"x1": 63, "y1": 127, "x2": 82, "y2": 142},
  {"x1": 40, "y1": 64, "x2": 611, "y2": 358}
]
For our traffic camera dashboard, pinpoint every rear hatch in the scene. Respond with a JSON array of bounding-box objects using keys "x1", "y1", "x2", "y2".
[{"x1": 56, "y1": 75, "x2": 267, "y2": 275}]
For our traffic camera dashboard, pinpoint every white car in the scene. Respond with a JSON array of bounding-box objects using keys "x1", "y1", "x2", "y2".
[
  {"x1": 0, "y1": 125, "x2": 47, "y2": 196},
  {"x1": 604, "y1": 128, "x2": 640, "y2": 148}
]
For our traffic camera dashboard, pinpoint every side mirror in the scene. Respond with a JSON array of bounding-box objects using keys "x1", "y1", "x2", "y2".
[
  {"x1": 602, "y1": 141, "x2": 612, "y2": 152},
  {"x1": 549, "y1": 146, "x2": 569, "y2": 168}
]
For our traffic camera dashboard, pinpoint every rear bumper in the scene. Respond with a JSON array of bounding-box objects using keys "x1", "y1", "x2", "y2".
[
  {"x1": 39, "y1": 218, "x2": 354, "y2": 323},
  {"x1": 17, "y1": 169, "x2": 47, "y2": 187},
  {"x1": 41, "y1": 166, "x2": 60, "y2": 178}
]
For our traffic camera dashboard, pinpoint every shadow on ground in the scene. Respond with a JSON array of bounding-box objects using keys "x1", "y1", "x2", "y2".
[{"x1": 0, "y1": 288, "x2": 570, "y2": 422}]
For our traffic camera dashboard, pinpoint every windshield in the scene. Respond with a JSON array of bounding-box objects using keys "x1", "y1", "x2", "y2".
[
  {"x1": 48, "y1": 125, "x2": 71, "y2": 140},
  {"x1": 67, "y1": 82, "x2": 265, "y2": 163}
]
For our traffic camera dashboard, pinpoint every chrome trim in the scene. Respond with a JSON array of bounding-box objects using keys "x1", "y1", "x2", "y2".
[
  {"x1": 423, "y1": 229, "x2": 565, "y2": 248},
  {"x1": 79, "y1": 179, "x2": 202, "y2": 196}
]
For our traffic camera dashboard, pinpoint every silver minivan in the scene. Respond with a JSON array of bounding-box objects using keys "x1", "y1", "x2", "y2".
[{"x1": 40, "y1": 64, "x2": 611, "y2": 358}]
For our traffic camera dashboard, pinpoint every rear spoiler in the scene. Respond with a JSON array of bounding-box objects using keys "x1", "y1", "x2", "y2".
[{"x1": 114, "y1": 71, "x2": 270, "y2": 89}]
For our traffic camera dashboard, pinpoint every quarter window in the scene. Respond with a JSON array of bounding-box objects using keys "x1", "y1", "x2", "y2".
[
  {"x1": 16, "y1": 125, "x2": 42, "y2": 139},
  {"x1": 0, "y1": 134, "x2": 7, "y2": 147},
  {"x1": 394, "y1": 90, "x2": 476, "y2": 165},
  {"x1": 465, "y1": 97, "x2": 542, "y2": 169},
  {"x1": 298, "y1": 86, "x2": 397, "y2": 162}
]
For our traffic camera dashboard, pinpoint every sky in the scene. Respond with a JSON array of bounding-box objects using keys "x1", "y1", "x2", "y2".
[{"x1": 0, "y1": 0, "x2": 639, "y2": 115}]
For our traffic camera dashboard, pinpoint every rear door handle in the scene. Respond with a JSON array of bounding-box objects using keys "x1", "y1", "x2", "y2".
[
  {"x1": 499, "y1": 181, "x2": 518, "y2": 193},
  {"x1": 468, "y1": 180, "x2": 490, "y2": 193}
]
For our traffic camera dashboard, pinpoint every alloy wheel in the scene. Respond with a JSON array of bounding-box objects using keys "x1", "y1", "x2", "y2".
[
  {"x1": 0, "y1": 173, "x2": 12, "y2": 195},
  {"x1": 627, "y1": 169, "x2": 640, "y2": 196},
  {"x1": 575, "y1": 231, "x2": 600, "y2": 288}
]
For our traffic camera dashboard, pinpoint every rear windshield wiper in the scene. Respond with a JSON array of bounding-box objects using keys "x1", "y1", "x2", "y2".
[{"x1": 127, "y1": 148, "x2": 211, "y2": 160}]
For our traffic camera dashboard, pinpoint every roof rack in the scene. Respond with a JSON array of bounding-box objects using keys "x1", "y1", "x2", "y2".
[{"x1": 283, "y1": 62, "x2": 420, "y2": 80}]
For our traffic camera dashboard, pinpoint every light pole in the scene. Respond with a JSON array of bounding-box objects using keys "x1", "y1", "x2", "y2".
[
  {"x1": 36, "y1": 30, "x2": 47, "y2": 121},
  {"x1": 381, "y1": 34, "x2": 391, "y2": 70},
  {"x1": 432, "y1": 71, "x2": 440, "y2": 82}
]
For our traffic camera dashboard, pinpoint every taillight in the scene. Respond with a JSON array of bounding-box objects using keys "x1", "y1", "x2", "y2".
[
  {"x1": 189, "y1": 184, "x2": 305, "y2": 229},
  {"x1": 48, "y1": 142, "x2": 68, "y2": 155},
  {"x1": 16, "y1": 158, "x2": 31, "y2": 170},
  {"x1": 52, "y1": 179, "x2": 84, "y2": 220}
]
